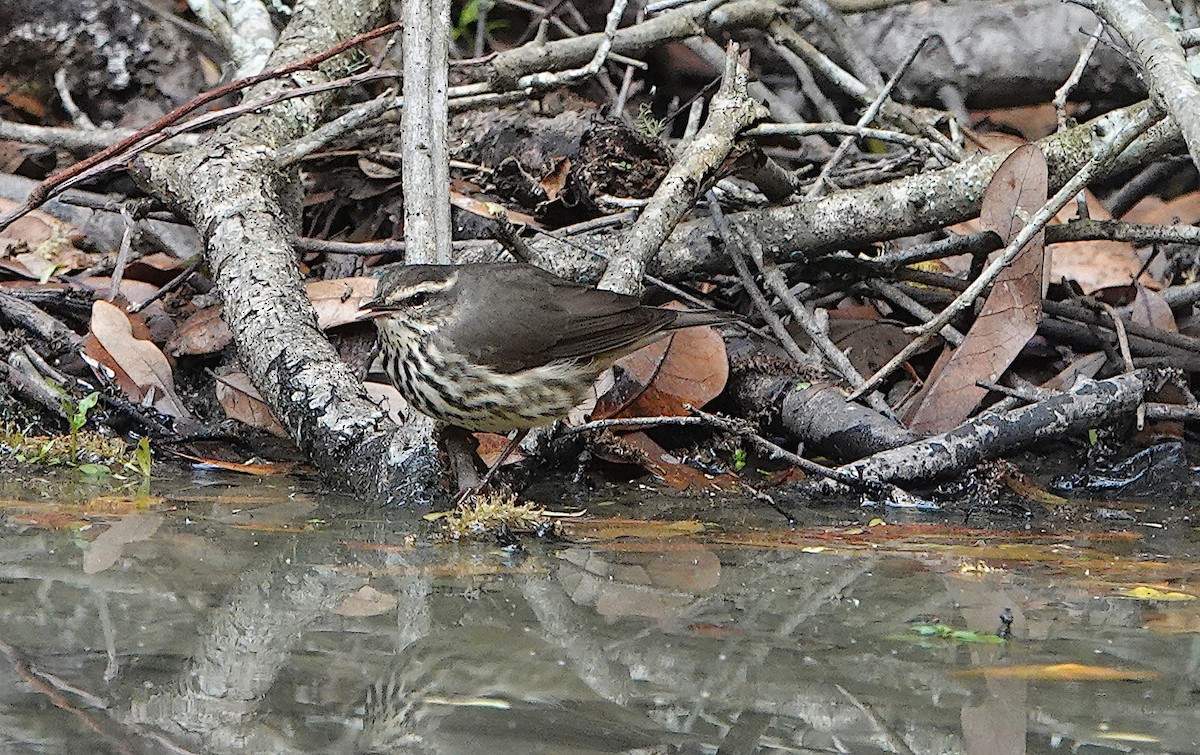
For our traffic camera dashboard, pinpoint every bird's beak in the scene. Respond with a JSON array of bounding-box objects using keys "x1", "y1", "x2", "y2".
[{"x1": 356, "y1": 298, "x2": 393, "y2": 320}]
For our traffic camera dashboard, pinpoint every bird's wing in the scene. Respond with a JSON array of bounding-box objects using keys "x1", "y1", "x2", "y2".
[{"x1": 445, "y1": 269, "x2": 674, "y2": 374}]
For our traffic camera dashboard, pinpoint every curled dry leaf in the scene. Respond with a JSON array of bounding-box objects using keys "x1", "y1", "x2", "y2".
[
  {"x1": 540, "y1": 157, "x2": 571, "y2": 201},
  {"x1": 449, "y1": 190, "x2": 540, "y2": 227},
  {"x1": 0, "y1": 198, "x2": 94, "y2": 279},
  {"x1": 120, "y1": 252, "x2": 190, "y2": 286},
  {"x1": 85, "y1": 300, "x2": 191, "y2": 419},
  {"x1": 1127, "y1": 284, "x2": 1177, "y2": 332},
  {"x1": 585, "y1": 304, "x2": 732, "y2": 490},
  {"x1": 171, "y1": 449, "x2": 298, "y2": 476},
  {"x1": 215, "y1": 371, "x2": 288, "y2": 437},
  {"x1": 474, "y1": 431, "x2": 527, "y2": 467}
]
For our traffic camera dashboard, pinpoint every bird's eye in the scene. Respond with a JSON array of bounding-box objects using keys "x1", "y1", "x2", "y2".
[{"x1": 407, "y1": 292, "x2": 429, "y2": 307}]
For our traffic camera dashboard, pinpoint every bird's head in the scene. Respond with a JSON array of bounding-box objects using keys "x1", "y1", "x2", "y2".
[{"x1": 360, "y1": 265, "x2": 461, "y2": 335}]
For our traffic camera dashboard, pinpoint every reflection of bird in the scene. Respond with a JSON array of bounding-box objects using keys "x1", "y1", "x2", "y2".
[
  {"x1": 357, "y1": 628, "x2": 696, "y2": 754},
  {"x1": 362, "y1": 263, "x2": 734, "y2": 434}
]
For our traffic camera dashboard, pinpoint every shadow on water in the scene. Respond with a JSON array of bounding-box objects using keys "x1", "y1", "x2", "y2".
[{"x1": 0, "y1": 468, "x2": 1197, "y2": 754}]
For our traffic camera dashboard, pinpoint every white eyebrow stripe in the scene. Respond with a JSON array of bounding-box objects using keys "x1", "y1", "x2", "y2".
[{"x1": 390, "y1": 272, "x2": 457, "y2": 300}]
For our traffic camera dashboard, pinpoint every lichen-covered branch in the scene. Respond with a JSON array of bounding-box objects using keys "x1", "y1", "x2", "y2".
[{"x1": 134, "y1": 0, "x2": 442, "y2": 503}]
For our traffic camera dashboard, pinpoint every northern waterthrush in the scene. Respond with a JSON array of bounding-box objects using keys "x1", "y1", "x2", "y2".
[
  {"x1": 359, "y1": 627, "x2": 697, "y2": 753},
  {"x1": 361, "y1": 263, "x2": 734, "y2": 435}
]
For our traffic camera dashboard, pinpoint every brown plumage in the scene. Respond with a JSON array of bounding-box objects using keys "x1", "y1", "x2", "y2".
[{"x1": 361, "y1": 263, "x2": 734, "y2": 433}]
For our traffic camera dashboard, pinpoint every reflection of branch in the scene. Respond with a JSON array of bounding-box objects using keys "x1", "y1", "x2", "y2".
[
  {"x1": 521, "y1": 577, "x2": 639, "y2": 705},
  {"x1": 0, "y1": 635, "x2": 190, "y2": 755},
  {"x1": 834, "y1": 683, "x2": 917, "y2": 755},
  {"x1": 128, "y1": 548, "x2": 362, "y2": 751}
]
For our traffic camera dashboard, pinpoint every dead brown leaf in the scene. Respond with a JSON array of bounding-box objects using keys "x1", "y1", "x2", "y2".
[
  {"x1": 540, "y1": 157, "x2": 571, "y2": 201},
  {"x1": 602, "y1": 431, "x2": 739, "y2": 491},
  {"x1": 121, "y1": 253, "x2": 189, "y2": 286},
  {"x1": 1124, "y1": 191, "x2": 1200, "y2": 225},
  {"x1": 166, "y1": 278, "x2": 376, "y2": 357},
  {"x1": 474, "y1": 431, "x2": 527, "y2": 467},
  {"x1": 215, "y1": 371, "x2": 288, "y2": 436},
  {"x1": 904, "y1": 144, "x2": 1048, "y2": 433},
  {"x1": 307, "y1": 277, "x2": 378, "y2": 329},
  {"x1": 0, "y1": 198, "x2": 93, "y2": 278},
  {"x1": 170, "y1": 450, "x2": 298, "y2": 476},
  {"x1": 971, "y1": 104, "x2": 1059, "y2": 140},
  {"x1": 76, "y1": 277, "x2": 175, "y2": 344},
  {"x1": 166, "y1": 306, "x2": 232, "y2": 356},
  {"x1": 85, "y1": 300, "x2": 191, "y2": 419},
  {"x1": 449, "y1": 190, "x2": 540, "y2": 227},
  {"x1": 593, "y1": 308, "x2": 729, "y2": 420},
  {"x1": 1126, "y1": 284, "x2": 1177, "y2": 332}
]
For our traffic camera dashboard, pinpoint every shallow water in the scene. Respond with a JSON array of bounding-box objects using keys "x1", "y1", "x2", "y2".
[{"x1": 0, "y1": 469, "x2": 1197, "y2": 754}]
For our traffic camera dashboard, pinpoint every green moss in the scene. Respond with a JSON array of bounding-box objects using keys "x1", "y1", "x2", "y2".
[{"x1": 0, "y1": 422, "x2": 150, "y2": 479}]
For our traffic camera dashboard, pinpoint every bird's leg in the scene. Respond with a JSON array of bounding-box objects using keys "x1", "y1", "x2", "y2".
[{"x1": 452, "y1": 429, "x2": 529, "y2": 506}]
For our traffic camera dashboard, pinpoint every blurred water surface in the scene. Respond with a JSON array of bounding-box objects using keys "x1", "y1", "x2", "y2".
[{"x1": 0, "y1": 470, "x2": 1196, "y2": 754}]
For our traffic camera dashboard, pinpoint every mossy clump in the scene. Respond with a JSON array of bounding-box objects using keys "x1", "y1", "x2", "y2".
[
  {"x1": 426, "y1": 490, "x2": 581, "y2": 542},
  {"x1": 0, "y1": 421, "x2": 150, "y2": 478}
]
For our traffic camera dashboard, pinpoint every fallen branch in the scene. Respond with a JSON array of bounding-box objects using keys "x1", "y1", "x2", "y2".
[
  {"x1": 830, "y1": 369, "x2": 1169, "y2": 486},
  {"x1": 133, "y1": 0, "x2": 442, "y2": 503}
]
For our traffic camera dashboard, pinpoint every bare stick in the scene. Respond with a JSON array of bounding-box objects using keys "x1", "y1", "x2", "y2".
[
  {"x1": 599, "y1": 42, "x2": 767, "y2": 295},
  {"x1": 1054, "y1": 21, "x2": 1104, "y2": 130},
  {"x1": 807, "y1": 36, "x2": 930, "y2": 198},
  {"x1": 403, "y1": 0, "x2": 452, "y2": 264},
  {"x1": 686, "y1": 405, "x2": 934, "y2": 508},
  {"x1": 716, "y1": 198, "x2": 816, "y2": 367},
  {"x1": 1077, "y1": 0, "x2": 1200, "y2": 173}
]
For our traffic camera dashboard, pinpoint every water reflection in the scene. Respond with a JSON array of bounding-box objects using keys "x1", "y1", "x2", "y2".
[{"x1": 0, "y1": 472, "x2": 1196, "y2": 753}]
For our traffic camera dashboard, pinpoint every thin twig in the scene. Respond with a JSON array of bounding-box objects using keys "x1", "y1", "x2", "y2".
[
  {"x1": 128, "y1": 257, "x2": 203, "y2": 314},
  {"x1": 567, "y1": 415, "x2": 708, "y2": 434},
  {"x1": 807, "y1": 36, "x2": 931, "y2": 198},
  {"x1": 686, "y1": 405, "x2": 934, "y2": 508},
  {"x1": 1054, "y1": 22, "x2": 1105, "y2": 130},
  {"x1": 0, "y1": 20, "x2": 405, "y2": 233},
  {"x1": 709, "y1": 192, "x2": 814, "y2": 366}
]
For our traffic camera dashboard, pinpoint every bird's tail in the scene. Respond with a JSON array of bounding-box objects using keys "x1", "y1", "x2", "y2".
[{"x1": 667, "y1": 308, "x2": 741, "y2": 330}]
